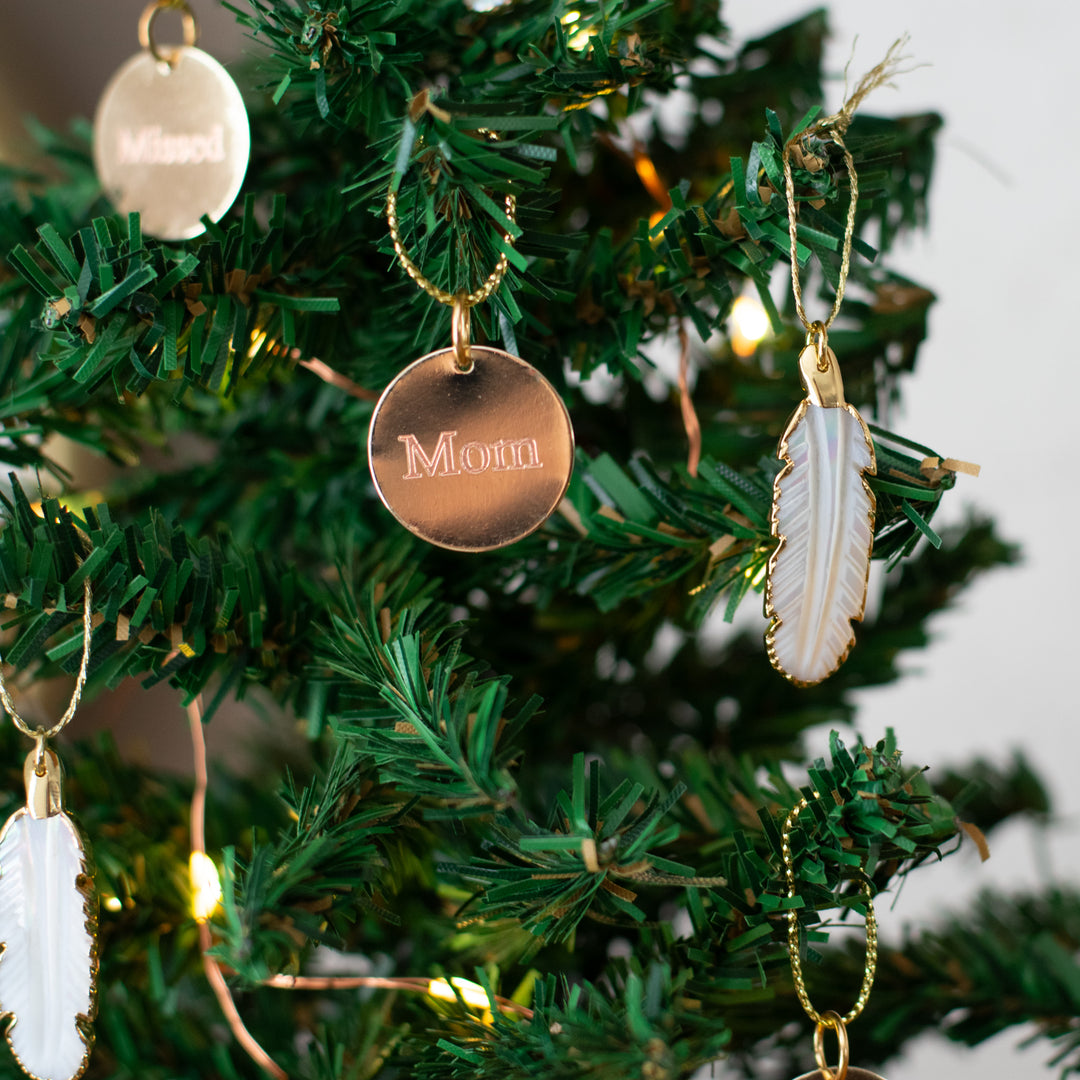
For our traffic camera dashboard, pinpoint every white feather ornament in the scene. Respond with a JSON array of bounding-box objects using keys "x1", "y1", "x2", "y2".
[
  {"x1": 765, "y1": 341, "x2": 876, "y2": 685},
  {"x1": 0, "y1": 749, "x2": 96, "y2": 1080}
]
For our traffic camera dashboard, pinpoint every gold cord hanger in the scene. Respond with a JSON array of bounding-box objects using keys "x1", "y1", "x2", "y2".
[
  {"x1": 385, "y1": 138, "x2": 516, "y2": 371},
  {"x1": 0, "y1": 577, "x2": 93, "y2": 742},
  {"x1": 782, "y1": 793, "x2": 879, "y2": 1080},
  {"x1": 781, "y1": 38, "x2": 910, "y2": 348}
]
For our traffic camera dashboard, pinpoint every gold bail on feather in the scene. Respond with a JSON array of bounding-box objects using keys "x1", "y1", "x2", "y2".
[
  {"x1": 798, "y1": 322, "x2": 847, "y2": 408},
  {"x1": 24, "y1": 733, "x2": 63, "y2": 819}
]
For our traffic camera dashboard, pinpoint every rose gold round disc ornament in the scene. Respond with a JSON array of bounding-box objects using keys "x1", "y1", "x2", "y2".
[
  {"x1": 373, "y1": 167, "x2": 574, "y2": 552},
  {"x1": 368, "y1": 341, "x2": 574, "y2": 552},
  {"x1": 93, "y1": 0, "x2": 250, "y2": 241}
]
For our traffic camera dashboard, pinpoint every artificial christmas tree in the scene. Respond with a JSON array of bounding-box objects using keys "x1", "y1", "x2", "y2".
[{"x1": 0, "y1": 1, "x2": 1071, "y2": 1078}]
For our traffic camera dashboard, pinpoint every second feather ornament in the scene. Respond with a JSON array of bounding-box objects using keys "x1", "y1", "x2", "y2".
[{"x1": 762, "y1": 51, "x2": 911, "y2": 686}]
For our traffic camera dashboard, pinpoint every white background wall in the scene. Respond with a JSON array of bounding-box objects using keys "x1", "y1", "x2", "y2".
[{"x1": 722, "y1": 1, "x2": 1079, "y2": 1076}]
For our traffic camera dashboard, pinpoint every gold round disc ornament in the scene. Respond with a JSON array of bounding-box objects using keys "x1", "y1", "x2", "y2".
[
  {"x1": 368, "y1": 347, "x2": 574, "y2": 552},
  {"x1": 93, "y1": 9, "x2": 250, "y2": 241}
]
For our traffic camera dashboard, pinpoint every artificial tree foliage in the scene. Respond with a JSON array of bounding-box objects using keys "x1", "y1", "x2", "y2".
[{"x1": 0, "y1": 2, "x2": 1063, "y2": 1078}]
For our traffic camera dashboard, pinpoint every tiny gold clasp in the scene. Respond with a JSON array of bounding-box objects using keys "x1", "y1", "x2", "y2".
[
  {"x1": 451, "y1": 293, "x2": 473, "y2": 373},
  {"x1": 139, "y1": 0, "x2": 199, "y2": 66},
  {"x1": 813, "y1": 1012, "x2": 850, "y2": 1080},
  {"x1": 24, "y1": 736, "x2": 63, "y2": 820},
  {"x1": 805, "y1": 321, "x2": 830, "y2": 372}
]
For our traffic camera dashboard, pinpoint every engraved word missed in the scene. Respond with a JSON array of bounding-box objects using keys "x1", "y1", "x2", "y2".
[
  {"x1": 398, "y1": 430, "x2": 543, "y2": 479},
  {"x1": 117, "y1": 124, "x2": 226, "y2": 166}
]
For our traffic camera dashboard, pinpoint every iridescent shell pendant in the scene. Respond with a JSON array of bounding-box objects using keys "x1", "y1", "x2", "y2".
[
  {"x1": 0, "y1": 746, "x2": 97, "y2": 1080},
  {"x1": 765, "y1": 330, "x2": 876, "y2": 685}
]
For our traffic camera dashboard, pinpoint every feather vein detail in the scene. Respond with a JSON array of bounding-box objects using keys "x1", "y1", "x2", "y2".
[
  {"x1": 766, "y1": 400, "x2": 876, "y2": 685},
  {"x1": 0, "y1": 810, "x2": 96, "y2": 1080}
]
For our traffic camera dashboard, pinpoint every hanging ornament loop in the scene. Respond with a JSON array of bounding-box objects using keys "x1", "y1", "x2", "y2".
[
  {"x1": 0, "y1": 577, "x2": 93, "y2": 743},
  {"x1": 813, "y1": 1012, "x2": 851, "y2": 1080},
  {"x1": 807, "y1": 321, "x2": 830, "y2": 371},
  {"x1": 385, "y1": 131, "x2": 516, "y2": 311},
  {"x1": 138, "y1": 0, "x2": 199, "y2": 66},
  {"x1": 781, "y1": 793, "x2": 878, "y2": 1027},
  {"x1": 451, "y1": 293, "x2": 473, "y2": 372},
  {"x1": 782, "y1": 38, "x2": 910, "y2": 334}
]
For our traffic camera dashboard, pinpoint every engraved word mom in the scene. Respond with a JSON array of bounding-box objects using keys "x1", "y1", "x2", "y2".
[{"x1": 398, "y1": 430, "x2": 543, "y2": 479}]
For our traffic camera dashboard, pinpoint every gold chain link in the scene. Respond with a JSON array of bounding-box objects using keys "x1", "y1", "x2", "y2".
[
  {"x1": 0, "y1": 576, "x2": 92, "y2": 740},
  {"x1": 781, "y1": 793, "x2": 878, "y2": 1028},
  {"x1": 386, "y1": 187, "x2": 516, "y2": 310}
]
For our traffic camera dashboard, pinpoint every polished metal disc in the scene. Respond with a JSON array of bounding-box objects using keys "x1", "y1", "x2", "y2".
[
  {"x1": 93, "y1": 46, "x2": 250, "y2": 240},
  {"x1": 368, "y1": 346, "x2": 574, "y2": 552}
]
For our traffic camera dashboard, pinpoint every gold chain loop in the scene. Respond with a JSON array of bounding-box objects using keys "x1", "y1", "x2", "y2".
[
  {"x1": 386, "y1": 183, "x2": 515, "y2": 310},
  {"x1": 781, "y1": 793, "x2": 878, "y2": 1027},
  {"x1": 0, "y1": 576, "x2": 93, "y2": 741}
]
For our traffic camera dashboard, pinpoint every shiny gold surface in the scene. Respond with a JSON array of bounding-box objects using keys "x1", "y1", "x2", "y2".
[
  {"x1": 138, "y1": 0, "x2": 198, "y2": 65},
  {"x1": 23, "y1": 747, "x2": 62, "y2": 820},
  {"x1": 93, "y1": 45, "x2": 249, "y2": 240},
  {"x1": 782, "y1": 796, "x2": 878, "y2": 1027},
  {"x1": 793, "y1": 1069, "x2": 885, "y2": 1080},
  {"x1": 368, "y1": 346, "x2": 574, "y2": 552}
]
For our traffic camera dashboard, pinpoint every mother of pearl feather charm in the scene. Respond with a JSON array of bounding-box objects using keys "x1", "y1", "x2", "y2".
[
  {"x1": 0, "y1": 748, "x2": 96, "y2": 1080},
  {"x1": 765, "y1": 338, "x2": 876, "y2": 685}
]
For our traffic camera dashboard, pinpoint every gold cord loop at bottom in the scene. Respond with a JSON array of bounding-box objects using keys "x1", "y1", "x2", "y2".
[
  {"x1": 139, "y1": 0, "x2": 198, "y2": 65},
  {"x1": 813, "y1": 1012, "x2": 850, "y2": 1080},
  {"x1": 781, "y1": 793, "x2": 878, "y2": 1027},
  {"x1": 451, "y1": 295, "x2": 472, "y2": 371}
]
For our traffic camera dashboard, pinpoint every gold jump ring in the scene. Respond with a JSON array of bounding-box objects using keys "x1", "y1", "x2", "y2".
[
  {"x1": 813, "y1": 1012, "x2": 850, "y2": 1080},
  {"x1": 139, "y1": 0, "x2": 198, "y2": 65}
]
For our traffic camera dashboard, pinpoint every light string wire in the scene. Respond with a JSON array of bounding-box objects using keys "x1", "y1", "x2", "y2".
[
  {"x1": 0, "y1": 576, "x2": 92, "y2": 741},
  {"x1": 780, "y1": 793, "x2": 878, "y2": 1030},
  {"x1": 781, "y1": 37, "x2": 911, "y2": 337},
  {"x1": 186, "y1": 697, "x2": 532, "y2": 1080}
]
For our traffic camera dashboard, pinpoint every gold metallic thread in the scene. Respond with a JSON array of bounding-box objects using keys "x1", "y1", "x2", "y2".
[
  {"x1": 781, "y1": 794, "x2": 877, "y2": 1028},
  {"x1": 782, "y1": 37, "x2": 910, "y2": 340},
  {"x1": 0, "y1": 578, "x2": 92, "y2": 741},
  {"x1": 386, "y1": 187, "x2": 516, "y2": 309}
]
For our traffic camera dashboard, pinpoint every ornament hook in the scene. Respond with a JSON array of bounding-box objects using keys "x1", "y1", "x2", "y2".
[
  {"x1": 138, "y1": 0, "x2": 199, "y2": 66},
  {"x1": 813, "y1": 1012, "x2": 850, "y2": 1080},
  {"x1": 24, "y1": 743, "x2": 63, "y2": 820},
  {"x1": 452, "y1": 293, "x2": 473, "y2": 373}
]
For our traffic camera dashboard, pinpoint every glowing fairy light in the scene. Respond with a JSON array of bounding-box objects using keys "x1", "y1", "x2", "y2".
[
  {"x1": 428, "y1": 977, "x2": 494, "y2": 1023},
  {"x1": 247, "y1": 328, "x2": 269, "y2": 359},
  {"x1": 729, "y1": 294, "x2": 771, "y2": 358},
  {"x1": 190, "y1": 851, "x2": 223, "y2": 923},
  {"x1": 103, "y1": 895, "x2": 123, "y2": 913}
]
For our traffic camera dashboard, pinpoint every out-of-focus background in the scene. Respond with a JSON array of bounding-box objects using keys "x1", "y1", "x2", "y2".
[{"x1": 1, "y1": 2, "x2": 1076, "y2": 1077}]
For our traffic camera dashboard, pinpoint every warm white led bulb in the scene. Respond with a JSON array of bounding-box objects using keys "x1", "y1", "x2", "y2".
[{"x1": 730, "y1": 294, "x2": 771, "y2": 357}]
